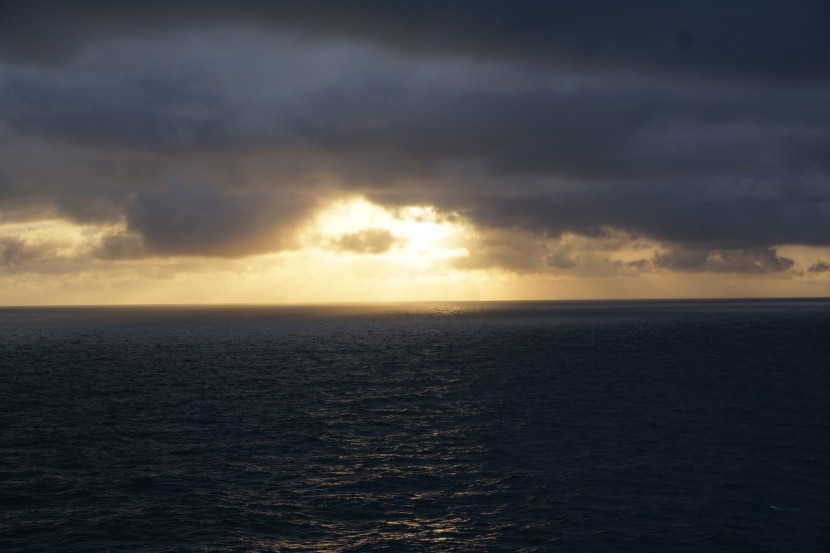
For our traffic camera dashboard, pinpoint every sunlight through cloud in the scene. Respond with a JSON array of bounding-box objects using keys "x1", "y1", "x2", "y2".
[{"x1": 303, "y1": 198, "x2": 469, "y2": 263}]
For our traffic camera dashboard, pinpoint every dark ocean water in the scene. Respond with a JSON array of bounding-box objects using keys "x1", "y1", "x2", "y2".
[{"x1": 1, "y1": 299, "x2": 829, "y2": 552}]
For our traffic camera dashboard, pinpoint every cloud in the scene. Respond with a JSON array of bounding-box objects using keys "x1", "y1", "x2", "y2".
[
  {"x1": 653, "y1": 247, "x2": 795, "y2": 273},
  {"x1": 454, "y1": 234, "x2": 799, "y2": 277},
  {"x1": 124, "y1": 180, "x2": 315, "y2": 257},
  {"x1": 0, "y1": 234, "x2": 80, "y2": 268},
  {"x1": 3, "y1": 1, "x2": 830, "y2": 84},
  {"x1": 807, "y1": 260, "x2": 830, "y2": 273},
  {"x1": 330, "y1": 228, "x2": 398, "y2": 254},
  {"x1": 1, "y1": 3, "x2": 829, "y2": 277},
  {"x1": 451, "y1": 228, "x2": 657, "y2": 277},
  {"x1": 0, "y1": 237, "x2": 26, "y2": 265},
  {"x1": 91, "y1": 231, "x2": 146, "y2": 261},
  {"x1": 455, "y1": 229, "x2": 548, "y2": 274}
]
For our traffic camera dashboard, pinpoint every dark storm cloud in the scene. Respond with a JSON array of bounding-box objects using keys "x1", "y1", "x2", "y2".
[
  {"x1": 6, "y1": 61, "x2": 830, "y2": 184},
  {"x1": 3, "y1": 1, "x2": 830, "y2": 84},
  {"x1": 458, "y1": 189, "x2": 830, "y2": 251},
  {"x1": 2, "y1": 2, "x2": 830, "y2": 268}
]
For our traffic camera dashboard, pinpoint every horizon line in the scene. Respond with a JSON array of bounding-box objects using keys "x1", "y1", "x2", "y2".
[{"x1": 1, "y1": 296, "x2": 829, "y2": 309}]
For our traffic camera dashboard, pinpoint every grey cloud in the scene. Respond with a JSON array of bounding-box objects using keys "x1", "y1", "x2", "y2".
[
  {"x1": 653, "y1": 247, "x2": 795, "y2": 273},
  {"x1": 546, "y1": 246, "x2": 577, "y2": 270},
  {"x1": 807, "y1": 261, "x2": 830, "y2": 273},
  {"x1": 454, "y1": 229, "x2": 657, "y2": 276},
  {"x1": 331, "y1": 228, "x2": 397, "y2": 254},
  {"x1": 3, "y1": 67, "x2": 241, "y2": 155},
  {"x1": 4, "y1": 37, "x2": 830, "y2": 173},
  {"x1": 0, "y1": 236, "x2": 64, "y2": 266},
  {"x1": 0, "y1": 237, "x2": 25, "y2": 265},
  {"x1": 125, "y1": 180, "x2": 314, "y2": 257},
  {"x1": 92, "y1": 231, "x2": 146, "y2": 261},
  {"x1": 3, "y1": 1, "x2": 830, "y2": 84},
  {"x1": 458, "y1": 190, "x2": 830, "y2": 252},
  {"x1": 8, "y1": 57, "x2": 830, "y2": 181},
  {"x1": 1, "y1": 4, "x2": 830, "y2": 269},
  {"x1": 621, "y1": 259, "x2": 651, "y2": 270},
  {"x1": 453, "y1": 230, "x2": 548, "y2": 273}
]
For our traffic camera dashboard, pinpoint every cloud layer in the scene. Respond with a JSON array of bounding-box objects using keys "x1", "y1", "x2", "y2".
[{"x1": 2, "y1": 2, "x2": 830, "y2": 279}]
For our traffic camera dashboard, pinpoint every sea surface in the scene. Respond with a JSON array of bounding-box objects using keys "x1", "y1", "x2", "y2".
[{"x1": 1, "y1": 299, "x2": 829, "y2": 552}]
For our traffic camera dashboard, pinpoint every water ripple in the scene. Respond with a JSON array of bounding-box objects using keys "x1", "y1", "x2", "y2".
[{"x1": 1, "y1": 300, "x2": 829, "y2": 551}]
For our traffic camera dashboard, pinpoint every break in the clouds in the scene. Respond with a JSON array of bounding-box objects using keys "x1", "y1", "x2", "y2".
[{"x1": 1, "y1": 1, "x2": 830, "y2": 283}]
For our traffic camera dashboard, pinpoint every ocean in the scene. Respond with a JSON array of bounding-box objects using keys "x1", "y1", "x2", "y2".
[{"x1": 1, "y1": 299, "x2": 829, "y2": 551}]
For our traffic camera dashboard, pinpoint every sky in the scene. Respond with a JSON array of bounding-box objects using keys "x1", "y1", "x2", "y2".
[{"x1": 1, "y1": 1, "x2": 830, "y2": 304}]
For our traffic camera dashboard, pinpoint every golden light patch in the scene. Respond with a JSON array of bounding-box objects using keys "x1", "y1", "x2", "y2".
[
  {"x1": 0, "y1": 219, "x2": 129, "y2": 260},
  {"x1": 302, "y1": 198, "x2": 469, "y2": 262},
  {"x1": 2, "y1": 205, "x2": 829, "y2": 305}
]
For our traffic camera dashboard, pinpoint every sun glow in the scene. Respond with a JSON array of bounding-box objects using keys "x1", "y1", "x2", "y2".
[
  {"x1": 3, "y1": 198, "x2": 829, "y2": 306},
  {"x1": 303, "y1": 198, "x2": 469, "y2": 262}
]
